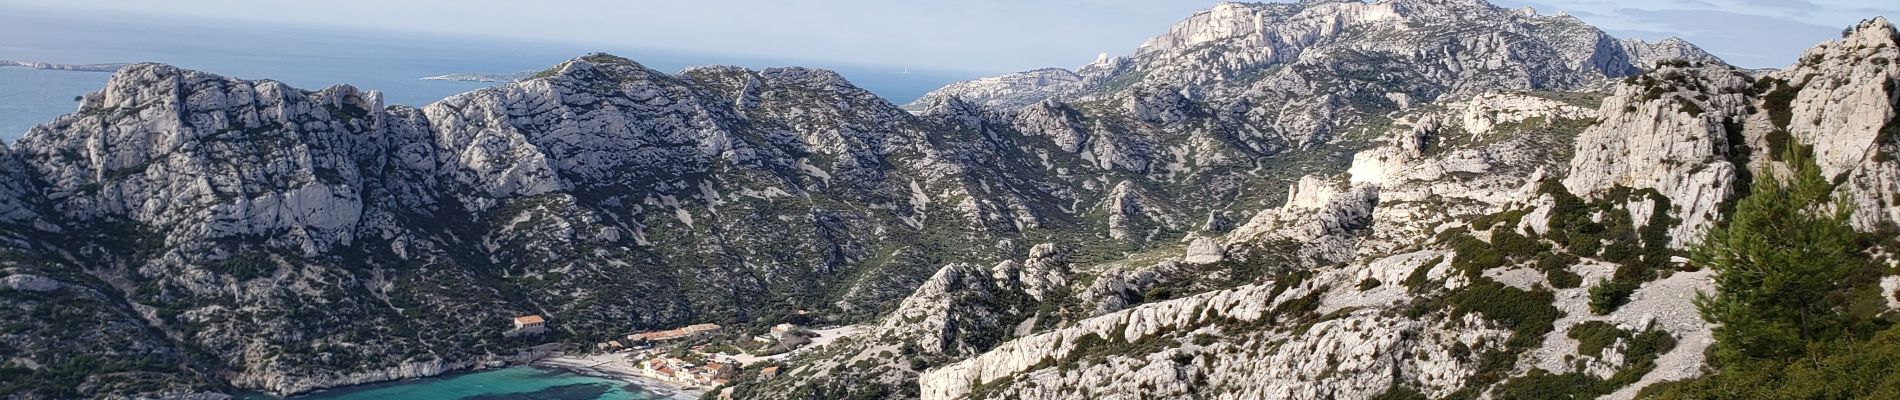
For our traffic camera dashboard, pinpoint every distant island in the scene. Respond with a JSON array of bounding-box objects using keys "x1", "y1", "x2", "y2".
[
  {"x1": 421, "y1": 70, "x2": 539, "y2": 83},
  {"x1": 1, "y1": 60, "x2": 130, "y2": 72}
]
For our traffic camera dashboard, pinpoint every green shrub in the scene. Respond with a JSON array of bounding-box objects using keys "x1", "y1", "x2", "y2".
[
  {"x1": 1535, "y1": 252, "x2": 1579, "y2": 272},
  {"x1": 1491, "y1": 229, "x2": 1548, "y2": 260},
  {"x1": 1568, "y1": 321, "x2": 1627, "y2": 357},
  {"x1": 1545, "y1": 269, "x2": 1583, "y2": 289},
  {"x1": 1566, "y1": 233, "x2": 1602, "y2": 256},
  {"x1": 1403, "y1": 255, "x2": 1445, "y2": 293},
  {"x1": 1646, "y1": 325, "x2": 1900, "y2": 399},
  {"x1": 1587, "y1": 280, "x2": 1635, "y2": 315},
  {"x1": 1449, "y1": 279, "x2": 1561, "y2": 349},
  {"x1": 1533, "y1": 252, "x2": 1584, "y2": 288},
  {"x1": 1448, "y1": 234, "x2": 1506, "y2": 277}
]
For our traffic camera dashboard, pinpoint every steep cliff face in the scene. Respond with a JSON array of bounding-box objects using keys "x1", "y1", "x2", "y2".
[
  {"x1": 1562, "y1": 62, "x2": 1753, "y2": 247},
  {"x1": 1759, "y1": 18, "x2": 1900, "y2": 229},
  {"x1": 0, "y1": 54, "x2": 1120, "y2": 397},
  {"x1": 15, "y1": 64, "x2": 384, "y2": 254}
]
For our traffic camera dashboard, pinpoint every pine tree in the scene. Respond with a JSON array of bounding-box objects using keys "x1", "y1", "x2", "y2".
[{"x1": 1691, "y1": 147, "x2": 1875, "y2": 365}]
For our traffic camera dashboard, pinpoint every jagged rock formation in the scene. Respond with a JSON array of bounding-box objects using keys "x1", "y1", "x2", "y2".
[
  {"x1": 909, "y1": 0, "x2": 1723, "y2": 113},
  {"x1": 1763, "y1": 18, "x2": 1900, "y2": 229},
  {"x1": 1562, "y1": 62, "x2": 1753, "y2": 247},
  {"x1": 900, "y1": 69, "x2": 1088, "y2": 111}
]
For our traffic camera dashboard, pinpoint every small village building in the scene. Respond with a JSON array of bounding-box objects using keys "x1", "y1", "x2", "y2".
[
  {"x1": 760, "y1": 365, "x2": 781, "y2": 378},
  {"x1": 706, "y1": 363, "x2": 739, "y2": 380},
  {"x1": 770, "y1": 323, "x2": 800, "y2": 335},
  {"x1": 513, "y1": 315, "x2": 546, "y2": 330},
  {"x1": 510, "y1": 315, "x2": 548, "y2": 336}
]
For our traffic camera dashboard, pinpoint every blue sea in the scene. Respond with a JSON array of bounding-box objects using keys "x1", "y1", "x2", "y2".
[
  {"x1": 0, "y1": 4, "x2": 979, "y2": 141},
  {"x1": 279, "y1": 366, "x2": 656, "y2": 400}
]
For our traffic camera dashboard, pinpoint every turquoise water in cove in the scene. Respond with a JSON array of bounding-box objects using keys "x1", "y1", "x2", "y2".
[
  {"x1": 0, "y1": 4, "x2": 979, "y2": 141},
  {"x1": 282, "y1": 367, "x2": 656, "y2": 400}
]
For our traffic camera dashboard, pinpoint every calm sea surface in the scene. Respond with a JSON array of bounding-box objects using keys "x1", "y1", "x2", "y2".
[
  {"x1": 279, "y1": 366, "x2": 655, "y2": 400},
  {"x1": 0, "y1": 5, "x2": 978, "y2": 141}
]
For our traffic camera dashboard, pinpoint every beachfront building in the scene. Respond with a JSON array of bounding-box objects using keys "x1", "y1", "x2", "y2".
[
  {"x1": 639, "y1": 355, "x2": 740, "y2": 387},
  {"x1": 511, "y1": 315, "x2": 547, "y2": 335}
]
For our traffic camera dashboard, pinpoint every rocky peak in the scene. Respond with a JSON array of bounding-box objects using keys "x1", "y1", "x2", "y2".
[
  {"x1": 1562, "y1": 62, "x2": 1754, "y2": 247},
  {"x1": 911, "y1": 0, "x2": 1715, "y2": 127},
  {"x1": 1757, "y1": 16, "x2": 1900, "y2": 228},
  {"x1": 16, "y1": 62, "x2": 387, "y2": 254},
  {"x1": 1620, "y1": 36, "x2": 1726, "y2": 68},
  {"x1": 903, "y1": 68, "x2": 1087, "y2": 111}
]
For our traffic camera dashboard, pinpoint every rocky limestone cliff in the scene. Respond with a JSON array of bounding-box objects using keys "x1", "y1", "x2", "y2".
[{"x1": 1759, "y1": 18, "x2": 1900, "y2": 230}]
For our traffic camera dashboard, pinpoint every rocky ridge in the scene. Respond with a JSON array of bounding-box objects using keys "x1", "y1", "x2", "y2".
[{"x1": 736, "y1": 15, "x2": 1900, "y2": 400}]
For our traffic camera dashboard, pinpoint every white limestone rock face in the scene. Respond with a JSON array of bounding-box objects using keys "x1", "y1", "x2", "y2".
[
  {"x1": 1228, "y1": 176, "x2": 1378, "y2": 265},
  {"x1": 907, "y1": 68, "x2": 1088, "y2": 111},
  {"x1": 1620, "y1": 37, "x2": 1727, "y2": 68},
  {"x1": 1182, "y1": 237, "x2": 1223, "y2": 265},
  {"x1": 1011, "y1": 100, "x2": 1091, "y2": 153},
  {"x1": 1455, "y1": 92, "x2": 1593, "y2": 136},
  {"x1": 16, "y1": 64, "x2": 382, "y2": 255},
  {"x1": 756, "y1": 16, "x2": 1900, "y2": 400},
  {"x1": 1, "y1": 274, "x2": 63, "y2": 292},
  {"x1": 1100, "y1": 181, "x2": 1185, "y2": 241},
  {"x1": 876, "y1": 263, "x2": 1010, "y2": 356},
  {"x1": 1760, "y1": 18, "x2": 1900, "y2": 230},
  {"x1": 907, "y1": 0, "x2": 1707, "y2": 162},
  {"x1": 0, "y1": 144, "x2": 42, "y2": 226},
  {"x1": 877, "y1": 247, "x2": 1072, "y2": 357},
  {"x1": 1562, "y1": 63, "x2": 1753, "y2": 247}
]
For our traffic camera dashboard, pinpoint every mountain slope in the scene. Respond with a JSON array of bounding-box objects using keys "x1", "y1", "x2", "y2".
[{"x1": 731, "y1": 15, "x2": 1900, "y2": 400}]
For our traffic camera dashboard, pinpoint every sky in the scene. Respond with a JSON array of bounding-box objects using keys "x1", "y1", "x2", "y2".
[{"x1": 2, "y1": 0, "x2": 1896, "y2": 73}]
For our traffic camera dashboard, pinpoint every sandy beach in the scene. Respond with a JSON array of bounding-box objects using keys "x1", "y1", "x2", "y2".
[{"x1": 535, "y1": 353, "x2": 708, "y2": 400}]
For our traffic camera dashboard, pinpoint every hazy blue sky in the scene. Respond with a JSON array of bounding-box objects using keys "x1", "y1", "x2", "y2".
[{"x1": 2, "y1": 0, "x2": 1895, "y2": 72}]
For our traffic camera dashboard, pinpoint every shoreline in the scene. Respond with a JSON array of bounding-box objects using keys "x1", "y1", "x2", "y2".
[
  {"x1": 535, "y1": 354, "x2": 708, "y2": 400},
  {"x1": 2, "y1": 60, "x2": 129, "y2": 72}
]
